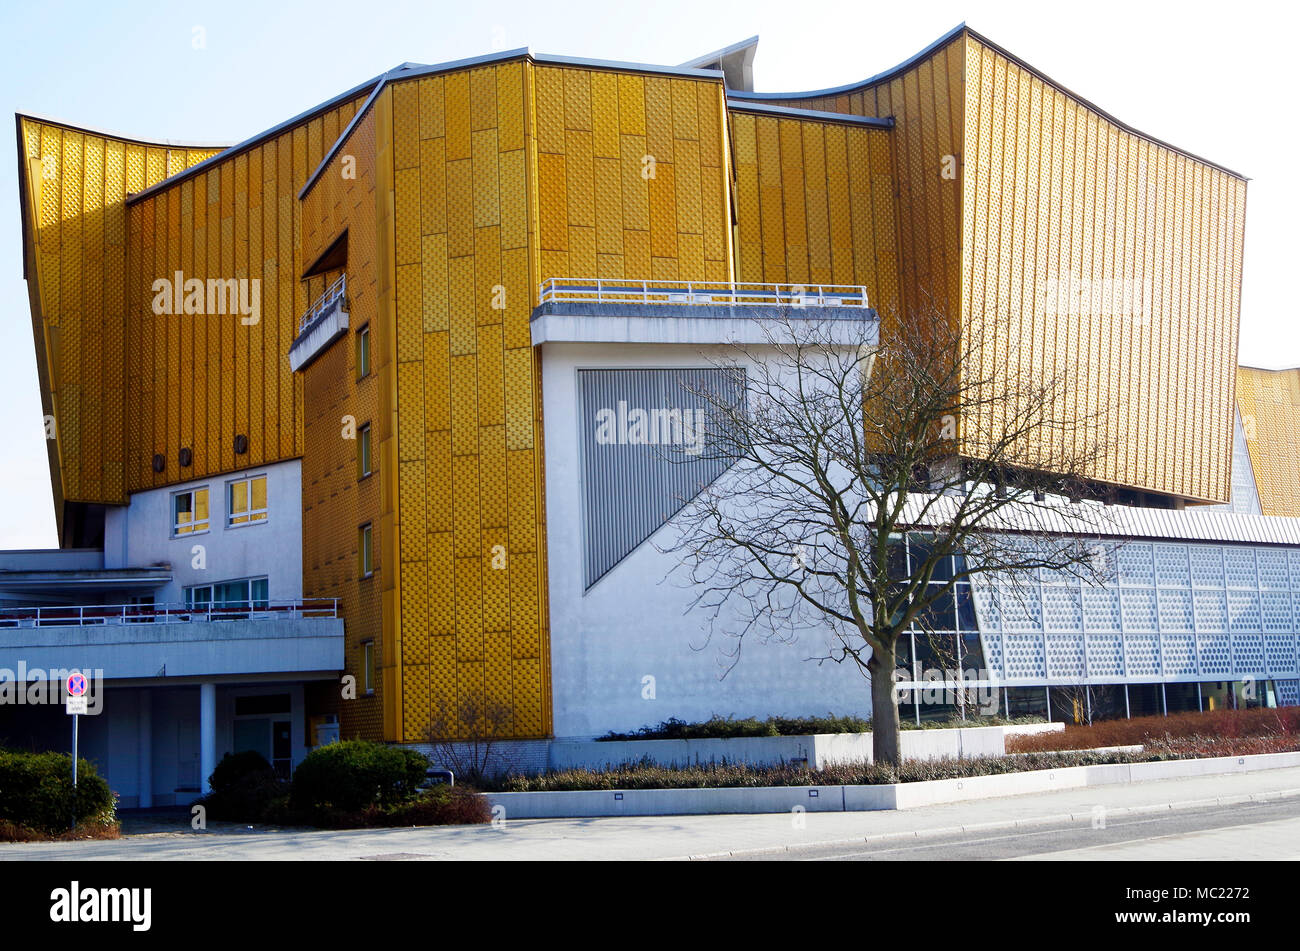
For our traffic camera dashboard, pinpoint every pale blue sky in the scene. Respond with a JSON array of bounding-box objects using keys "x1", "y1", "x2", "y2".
[{"x1": 2, "y1": 0, "x2": 1295, "y2": 547}]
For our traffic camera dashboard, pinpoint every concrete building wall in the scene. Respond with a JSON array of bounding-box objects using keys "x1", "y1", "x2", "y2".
[
  {"x1": 103, "y1": 458, "x2": 304, "y2": 604},
  {"x1": 540, "y1": 340, "x2": 873, "y2": 738}
]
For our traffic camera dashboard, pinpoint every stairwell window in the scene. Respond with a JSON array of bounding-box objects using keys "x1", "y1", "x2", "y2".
[
  {"x1": 360, "y1": 523, "x2": 373, "y2": 578},
  {"x1": 173, "y1": 487, "x2": 210, "y2": 536},
  {"x1": 362, "y1": 641, "x2": 375, "y2": 695},
  {"x1": 227, "y1": 475, "x2": 268, "y2": 526},
  {"x1": 358, "y1": 424, "x2": 372, "y2": 479},
  {"x1": 357, "y1": 324, "x2": 370, "y2": 379}
]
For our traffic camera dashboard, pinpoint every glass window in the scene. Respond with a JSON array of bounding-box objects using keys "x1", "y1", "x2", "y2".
[
  {"x1": 358, "y1": 425, "x2": 372, "y2": 479},
  {"x1": 228, "y1": 475, "x2": 268, "y2": 526},
  {"x1": 360, "y1": 524, "x2": 373, "y2": 577},
  {"x1": 185, "y1": 577, "x2": 269, "y2": 612},
  {"x1": 362, "y1": 641, "x2": 375, "y2": 694},
  {"x1": 357, "y1": 324, "x2": 370, "y2": 379},
  {"x1": 173, "y1": 488, "x2": 210, "y2": 535}
]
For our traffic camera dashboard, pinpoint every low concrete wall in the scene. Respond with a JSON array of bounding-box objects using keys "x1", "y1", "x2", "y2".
[
  {"x1": 548, "y1": 722, "x2": 1065, "y2": 771},
  {"x1": 485, "y1": 750, "x2": 1300, "y2": 819}
]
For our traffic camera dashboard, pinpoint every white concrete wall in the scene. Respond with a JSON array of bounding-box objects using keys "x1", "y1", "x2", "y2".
[
  {"x1": 103, "y1": 459, "x2": 304, "y2": 604},
  {"x1": 547, "y1": 724, "x2": 1059, "y2": 770},
  {"x1": 540, "y1": 341, "x2": 875, "y2": 739}
]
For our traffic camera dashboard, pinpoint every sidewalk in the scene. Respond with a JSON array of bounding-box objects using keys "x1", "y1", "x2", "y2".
[{"x1": 5, "y1": 765, "x2": 1300, "y2": 861}]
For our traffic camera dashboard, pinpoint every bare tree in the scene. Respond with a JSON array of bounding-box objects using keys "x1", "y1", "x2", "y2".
[
  {"x1": 663, "y1": 306, "x2": 1120, "y2": 766},
  {"x1": 425, "y1": 690, "x2": 517, "y2": 786}
]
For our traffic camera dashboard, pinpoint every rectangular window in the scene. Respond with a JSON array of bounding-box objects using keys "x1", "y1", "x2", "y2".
[
  {"x1": 357, "y1": 324, "x2": 370, "y2": 379},
  {"x1": 360, "y1": 524, "x2": 373, "y2": 577},
  {"x1": 358, "y1": 424, "x2": 372, "y2": 479},
  {"x1": 184, "y1": 577, "x2": 268, "y2": 612},
  {"x1": 173, "y1": 488, "x2": 210, "y2": 536},
  {"x1": 227, "y1": 475, "x2": 268, "y2": 526},
  {"x1": 362, "y1": 641, "x2": 375, "y2": 694}
]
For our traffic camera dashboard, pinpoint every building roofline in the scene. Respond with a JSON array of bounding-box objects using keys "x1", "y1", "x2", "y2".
[
  {"x1": 730, "y1": 23, "x2": 1248, "y2": 181},
  {"x1": 125, "y1": 70, "x2": 389, "y2": 205},
  {"x1": 725, "y1": 99, "x2": 893, "y2": 129},
  {"x1": 13, "y1": 111, "x2": 232, "y2": 151},
  {"x1": 679, "y1": 35, "x2": 760, "y2": 70},
  {"x1": 299, "y1": 49, "x2": 725, "y2": 200}
]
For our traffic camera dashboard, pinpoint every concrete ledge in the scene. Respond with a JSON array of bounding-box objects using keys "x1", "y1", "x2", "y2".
[{"x1": 486, "y1": 750, "x2": 1300, "y2": 819}]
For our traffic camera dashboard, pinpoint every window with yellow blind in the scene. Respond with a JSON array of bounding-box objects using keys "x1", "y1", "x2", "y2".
[
  {"x1": 173, "y1": 487, "x2": 210, "y2": 536},
  {"x1": 227, "y1": 475, "x2": 268, "y2": 527}
]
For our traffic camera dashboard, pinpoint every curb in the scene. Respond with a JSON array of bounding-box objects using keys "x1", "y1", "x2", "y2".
[{"x1": 678, "y1": 786, "x2": 1300, "y2": 860}]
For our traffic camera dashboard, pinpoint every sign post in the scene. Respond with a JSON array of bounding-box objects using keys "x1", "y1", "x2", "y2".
[{"x1": 65, "y1": 672, "x2": 88, "y2": 828}]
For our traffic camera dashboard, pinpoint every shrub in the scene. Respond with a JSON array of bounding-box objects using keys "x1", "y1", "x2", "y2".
[
  {"x1": 290, "y1": 740, "x2": 428, "y2": 814},
  {"x1": 0, "y1": 748, "x2": 117, "y2": 838},
  {"x1": 209, "y1": 750, "x2": 273, "y2": 792},
  {"x1": 1007, "y1": 706, "x2": 1300, "y2": 753},
  {"x1": 596, "y1": 712, "x2": 1044, "y2": 741},
  {"x1": 199, "y1": 751, "x2": 289, "y2": 823}
]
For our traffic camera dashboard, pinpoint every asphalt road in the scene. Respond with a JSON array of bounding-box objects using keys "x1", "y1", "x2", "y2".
[{"x1": 712, "y1": 796, "x2": 1300, "y2": 860}]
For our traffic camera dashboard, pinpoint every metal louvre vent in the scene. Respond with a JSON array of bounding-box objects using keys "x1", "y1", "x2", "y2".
[{"x1": 578, "y1": 367, "x2": 745, "y2": 589}]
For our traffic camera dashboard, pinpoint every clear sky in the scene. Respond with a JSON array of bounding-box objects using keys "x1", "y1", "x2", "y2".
[{"x1": 1, "y1": 0, "x2": 1295, "y2": 548}]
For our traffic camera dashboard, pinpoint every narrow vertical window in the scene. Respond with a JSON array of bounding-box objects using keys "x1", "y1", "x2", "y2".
[
  {"x1": 358, "y1": 424, "x2": 372, "y2": 479},
  {"x1": 360, "y1": 523, "x2": 373, "y2": 577},
  {"x1": 362, "y1": 641, "x2": 375, "y2": 695},
  {"x1": 357, "y1": 324, "x2": 370, "y2": 379}
]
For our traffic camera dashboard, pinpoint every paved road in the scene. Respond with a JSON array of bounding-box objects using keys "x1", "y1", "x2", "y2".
[
  {"x1": 3, "y1": 766, "x2": 1299, "y2": 860},
  {"x1": 714, "y1": 797, "x2": 1300, "y2": 860}
]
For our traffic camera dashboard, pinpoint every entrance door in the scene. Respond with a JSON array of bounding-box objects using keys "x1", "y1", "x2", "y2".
[{"x1": 233, "y1": 718, "x2": 271, "y2": 762}]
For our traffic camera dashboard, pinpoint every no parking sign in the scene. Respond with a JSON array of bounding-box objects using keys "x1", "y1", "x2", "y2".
[{"x1": 65, "y1": 672, "x2": 87, "y2": 715}]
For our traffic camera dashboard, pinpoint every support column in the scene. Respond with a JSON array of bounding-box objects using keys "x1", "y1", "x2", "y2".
[
  {"x1": 137, "y1": 689, "x2": 153, "y2": 809},
  {"x1": 200, "y1": 683, "x2": 216, "y2": 795}
]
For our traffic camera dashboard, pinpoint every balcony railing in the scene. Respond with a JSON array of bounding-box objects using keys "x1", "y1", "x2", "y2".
[
  {"x1": 538, "y1": 278, "x2": 870, "y2": 309},
  {"x1": 298, "y1": 274, "x2": 347, "y2": 335},
  {"x1": 0, "y1": 599, "x2": 340, "y2": 629}
]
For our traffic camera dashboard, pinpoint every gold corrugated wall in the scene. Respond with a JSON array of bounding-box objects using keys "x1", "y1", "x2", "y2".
[
  {"x1": 533, "y1": 65, "x2": 732, "y2": 284},
  {"x1": 299, "y1": 104, "x2": 390, "y2": 741},
  {"x1": 18, "y1": 118, "x2": 224, "y2": 510},
  {"x1": 764, "y1": 34, "x2": 966, "y2": 325},
  {"x1": 961, "y1": 35, "x2": 1246, "y2": 503},
  {"x1": 728, "y1": 109, "x2": 901, "y2": 316},
  {"x1": 1235, "y1": 367, "x2": 1300, "y2": 517},
  {"x1": 124, "y1": 96, "x2": 366, "y2": 495},
  {"x1": 384, "y1": 62, "x2": 550, "y2": 742}
]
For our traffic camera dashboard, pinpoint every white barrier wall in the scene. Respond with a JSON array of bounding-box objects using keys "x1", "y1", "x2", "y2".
[{"x1": 547, "y1": 723, "x2": 1064, "y2": 770}]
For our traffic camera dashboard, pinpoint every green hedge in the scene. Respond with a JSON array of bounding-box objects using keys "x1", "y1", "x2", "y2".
[
  {"x1": 597, "y1": 713, "x2": 1046, "y2": 741},
  {"x1": 290, "y1": 740, "x2": 428, "y2": 814},
  {"x1": 0, "y1": 748, "x2": 116, "y2": 837}
]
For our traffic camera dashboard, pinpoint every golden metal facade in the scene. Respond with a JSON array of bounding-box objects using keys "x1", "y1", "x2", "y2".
[
  {"x1": 729, "y1": 108, "x2": 901, "y2": 316},
  {"x1": 1235, "y1": 367, "x2": 1300, "y2": 517},
  {"x1": 124, "y1": 96, "x2": 366, "y2": 495},
  {"x1": 18, "y1": 119, "x2": 224, "y2": 516},
  {"x1": 733, "y1": 28, "x2": 1247, "y2": 505}
]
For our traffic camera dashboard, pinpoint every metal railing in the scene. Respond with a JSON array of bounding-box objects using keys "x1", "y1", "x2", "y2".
[
  {"x1": 298, "y1": 274, "x2": 347, "y2": 335},
  {"x1": 0, "y1": 598, "x2": 340, "y2": 629},
  {"x1": 538, "y1": 278, "x2": 870, "y2": 309}
]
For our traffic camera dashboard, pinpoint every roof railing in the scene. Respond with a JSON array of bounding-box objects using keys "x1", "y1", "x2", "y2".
[
  {"x1": 298, "y1": 274, "x2": 347, "y2": 335},
  {"x1": 0, "y1": 598, "x2": 340, "y2": 629},
  {"x1": 538, "y1": 278, "x2": 870, "y2": 309}
]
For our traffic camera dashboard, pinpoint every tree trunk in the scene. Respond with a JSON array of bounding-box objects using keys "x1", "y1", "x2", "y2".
[{"x1": 869, "y1": 647, "x2": 902, "y2": 766}]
